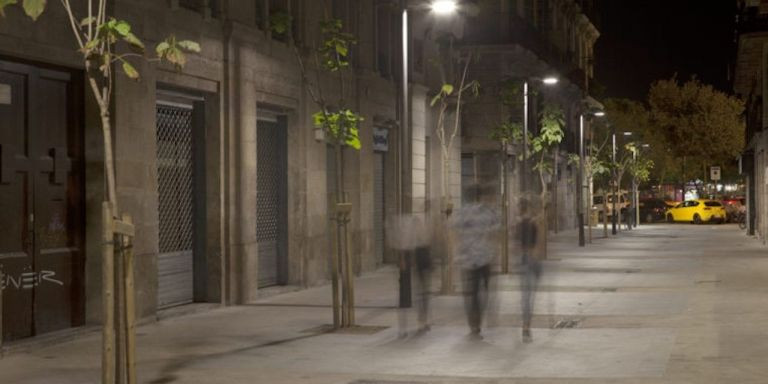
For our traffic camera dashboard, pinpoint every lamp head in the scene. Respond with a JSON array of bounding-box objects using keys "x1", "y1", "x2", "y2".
[
  {"x1": 431, "y1": 0, "x2": 458, "y2": 15},
  {"x1": 593, "y1": 111, "x2": 606, "y2": 117},
  {"x1": 542, "y1": 76, "x2": 559, "y2": 85}
]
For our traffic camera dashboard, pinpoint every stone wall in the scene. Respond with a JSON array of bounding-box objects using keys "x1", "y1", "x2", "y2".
[{"x1": 0, "y1": 0, "x2": 440, "y2": 327}]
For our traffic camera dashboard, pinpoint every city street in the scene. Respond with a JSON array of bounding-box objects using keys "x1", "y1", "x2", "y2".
[{"x1": 1, "y1": 223, "x2": 766, "y2": 384}]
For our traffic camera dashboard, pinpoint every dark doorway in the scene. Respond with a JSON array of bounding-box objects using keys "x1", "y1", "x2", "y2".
[{"x1": 0, "y1": 59, "x2": 85, "y2": 341}]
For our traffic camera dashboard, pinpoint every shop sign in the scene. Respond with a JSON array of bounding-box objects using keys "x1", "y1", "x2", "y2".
[{"x1": 373, "y1": 127, "x2": 388, "y2": 152}]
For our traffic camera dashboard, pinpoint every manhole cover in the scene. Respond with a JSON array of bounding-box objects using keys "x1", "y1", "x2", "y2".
[{"x1": 552, "y1": 318, "x2": 582, "y2": 329}]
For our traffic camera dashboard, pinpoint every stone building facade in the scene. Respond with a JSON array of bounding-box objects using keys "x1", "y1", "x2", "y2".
[
  {"x1": 0, "y1": 0, "x2": 447, "y2": 342},
  {"x1": 0, "y1": 0, "x2": 599, "y2": 343},
  {"x1": 735, "y1": 0, "x2": 768, "y2": 240},
  {"x1": 458, "y1": 0, "x2": 599, "y2": 233}
]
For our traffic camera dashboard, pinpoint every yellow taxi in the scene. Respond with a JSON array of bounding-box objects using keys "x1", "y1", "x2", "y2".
[{"x1": 665, "y1": 199, "x2": 726, "y2": 224}]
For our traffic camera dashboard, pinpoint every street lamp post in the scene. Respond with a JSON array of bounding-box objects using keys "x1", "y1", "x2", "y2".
[
  {"x1": 611, "y1": 126, "x2": 617, "y2": 235},
  {"x1": 610, "y1": 130, "x2": 632, "y2": 234},
  {"x1": 633, "y1": 143, "x2": 649, "y2": 228},
  {"x1": 578, "y1": 114, "x2": 585, "y2": 246},
  {"x1": 518, "y1": 77, "x2": 558, "y2": 263},
  {"x1": 632, "y1": 148, "x2": 637, "y2": 228},
  {"x1": 521, "y1": 77, "x2": 558, "y2": 197},
  {"x1": 398, "y1": 0, "x2": 459, "y2": 308},
  {"x1": 578, "y1": 110, "x2": 604, "y2": 246}
]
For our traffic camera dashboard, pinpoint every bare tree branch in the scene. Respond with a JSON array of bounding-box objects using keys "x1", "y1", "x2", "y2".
[{"x1": 60, "y1": 0, "x2": 85, "y2": 49}]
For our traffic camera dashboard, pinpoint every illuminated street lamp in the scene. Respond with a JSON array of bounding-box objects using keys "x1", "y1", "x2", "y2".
[
  {"x1": 578, "y1": 109, "x2": 605, "y2": 246},
  {"x1": 398, "y1": 0, "x2": 459, "y2": 308},
  {"x1": 517, "y1": 76, "x2": 559, "y2": 259},
  {"x1": 431, "y1": 0, "x2": 458, "y2": 14},
  {"x1": 522, "y1": 76, "x2": 560, "y2": 190}
]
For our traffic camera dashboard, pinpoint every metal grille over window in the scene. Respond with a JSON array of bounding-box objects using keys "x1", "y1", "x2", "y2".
[
  {"x1": 156, "y1": 105, "x2": 195, "y2": 254},
  {"x1": 257, "y1": 124, "x2": 280, "y2": 243},
  {"x1": 257, "y1": 119, "x2": 287, "y2": 287},
  {"x1": 156, "y1": 103, "x2": 195, "y2": 307}
]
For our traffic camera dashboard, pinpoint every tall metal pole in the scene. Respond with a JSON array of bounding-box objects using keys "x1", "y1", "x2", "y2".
[
  {"x1": 501, "y1": 145, "x2": 509, "y2": 273},
  {"x1": 633, "y1": 150, "x2": 639, "y2": 228},
  {"x1": 611, "y1": 130, "x2": 617, "y2": 235},
  {"x1": 398, "y1": 4, "x2": 412, "y2": 309},
  {"x1": 522, "y1": 81, "x2": 529, "y2": 199},
  {"x1": 578, "y1": 114, "x2": 585, "y2": 246}
]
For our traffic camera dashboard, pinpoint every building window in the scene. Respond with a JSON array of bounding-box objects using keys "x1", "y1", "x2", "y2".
[
  {"x1": 179, "y1": 0, "x2": 218, "y2": 18},
  {"x1": 376, "y1": 5, "x2": 393, "y2": 78},
  {"x1": 414, "y1": 38, "x2": 424, "y2": 74}
]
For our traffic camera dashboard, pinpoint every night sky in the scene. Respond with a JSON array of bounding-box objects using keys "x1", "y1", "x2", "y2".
[{"x1": 595, "y1": 1, "x2": 736, "y2": 101}]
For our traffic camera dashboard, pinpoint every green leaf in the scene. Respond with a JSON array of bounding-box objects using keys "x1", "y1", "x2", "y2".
[
  {"x1": 312, "y1": 111, "x2": 325, "y2": 128},
  {"x1": 122, "y1": 61, "x2": 139, "y2": 80},
  {"x1": 22, "y1": 0, "x2": 45, "y2": 20},
  {"x1": 79, "y1": 16, "x2": 96, "y2": 27},
  {"x1": 430, "y1": 93, "x2": 442, "y2": 107},
  {"x1": 346, "y1": 130, "x2": 361, "y2": 150},
  {"x1": 123, "y1": 32, "x2": 145, "y2": 51},
  {"x1": 441, "y1": 84, "x2": 454, "y2": 95},
  {"x1": 335, "y1": 44, "x2": 348, "y2": 57},
  {"x1": 165, "y1": 47, "x2": 186, "y2": 68},
  {"x1": 269, "y1": 10, "x2": 293, "y2": 36},
  {"x1": 83, "y1": 38, "x2": 100, "y2": 52},
  {"x1": 114, "y1": 20, "x2": 131, "y2": 36},
  {"x1": 0, "y1": 0, "x2": 17, "y2": 18},
  {"x1": 155, "y1": 41, "x2": 170, "y2": 57},
  {"x1": 177, "y1": 40, "x2": 201, "y2": 53}
]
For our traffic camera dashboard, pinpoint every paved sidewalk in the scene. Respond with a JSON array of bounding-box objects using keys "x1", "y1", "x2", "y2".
[{"x1": 2, "y1": 224, "x2": 768, "y2": 383}]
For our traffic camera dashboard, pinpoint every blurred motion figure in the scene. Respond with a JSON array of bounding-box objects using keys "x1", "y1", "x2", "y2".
[
  {"x1": 451, "y1": 184, "x2": 500, "y2": 339},
  {"x1": 518, "y1": 198, "x2": 540, "y2": 343},
  {"x1": 388, "y1": 213, "x2": 432, "y2": 335}
]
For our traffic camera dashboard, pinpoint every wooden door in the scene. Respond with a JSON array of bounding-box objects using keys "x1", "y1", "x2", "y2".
[{"x1": 0, "y1": 60, "x2": 84, "y2": 341}]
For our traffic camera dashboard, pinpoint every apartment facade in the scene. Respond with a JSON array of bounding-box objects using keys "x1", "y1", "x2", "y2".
[
  {"x1": 0, "y1": 0, "x2": 456, "y2": 343},
  {"x1": 459, "y1": 0, "x2": 600, "y2": 232},
  {"x1": 0, "y1": 0, "x2": 600, "y2": 343},
  {"x1": 735, "y1": 0, "x2": 768, "y2": 240}
]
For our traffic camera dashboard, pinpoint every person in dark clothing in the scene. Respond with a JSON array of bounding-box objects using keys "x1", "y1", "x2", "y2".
[
  {"x1": 451, "y1": 184, "x2": 500, "y2": 339},
  {"x1": 414, "y1": 244, "x2": 433, "y2": 332},
  {"x1": 518, "y1": 198, "x2": 540, "y2": 343}
]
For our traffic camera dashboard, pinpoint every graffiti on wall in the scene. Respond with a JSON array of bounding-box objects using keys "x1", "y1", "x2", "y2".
[{"x1": 0, "y1": 268, "x2": 64, "y2": 290}]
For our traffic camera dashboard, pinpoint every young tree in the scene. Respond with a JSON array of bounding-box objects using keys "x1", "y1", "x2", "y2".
[
  {"x1": 489, "y1": 79, "x2": 523, "y2": 273},
  {"x1": 271, "y1": 10, "x2": 362, "y2": 328},
  {"x1": 494, "y1": 97, "x2": 565, "y2": 257},
  {"x1": 529, "y1": 104, "x2": 565, "y2": 253},
  {"x1": 0, "y1": 1, "x2": 199, "y2": 383},
  {"x1": 429, "y1": 51, "x2": 478, "y2": 293}
]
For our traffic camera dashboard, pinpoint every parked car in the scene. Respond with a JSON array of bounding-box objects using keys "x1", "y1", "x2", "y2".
[
  {"x1": 665, "y1": 199, "x2": 726, "y2": 224},
  {"x1": 593, "y1": 190, "x2": 629, "y2": 221},
  {"x1": 639, "y1": 198, "x2": 668, "y2": 223}
]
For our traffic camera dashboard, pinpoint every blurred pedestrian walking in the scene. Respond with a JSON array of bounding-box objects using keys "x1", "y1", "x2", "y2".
[
  {"x1": 388, "y1": 213, "x2": 432, "y2": 336},
  {"x1": 451, "y1": 184, "x2": 500, "y2": 339},
  {"x1": 518, "y1": 198, "x2": 540, "y2": 343}
]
